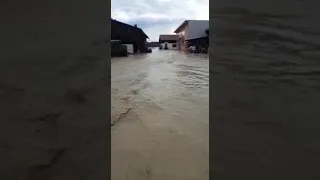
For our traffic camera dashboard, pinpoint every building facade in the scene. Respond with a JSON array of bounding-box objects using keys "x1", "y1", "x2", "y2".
[
  {"x1": 158, "y1": 35, "x2": 179, "y2": 50},
  {"x1": 174, "y1": 20, "x2": 209, "y2": 51},
  {"x1": 111, "y1": 19, "x2": 149, "y2": 53}
]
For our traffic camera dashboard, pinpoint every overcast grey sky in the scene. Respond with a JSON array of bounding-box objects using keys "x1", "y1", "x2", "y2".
[{"x1": 111, "y1": 0, "x2": 209, "y2": 41}]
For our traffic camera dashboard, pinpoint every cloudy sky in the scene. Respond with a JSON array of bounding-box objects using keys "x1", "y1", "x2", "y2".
[{"x1": 111, "y1": 0, "x2": 209, "y2": 41}]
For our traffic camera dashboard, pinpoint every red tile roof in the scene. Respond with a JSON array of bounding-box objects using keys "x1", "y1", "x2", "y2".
[{"x1": 159, "y1": 34, "x2": 179, "y2": 41}]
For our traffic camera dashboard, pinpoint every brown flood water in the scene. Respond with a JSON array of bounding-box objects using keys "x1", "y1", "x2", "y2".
[{"x1": 111, "y1": 48, "x2": 209, "y2": 180}]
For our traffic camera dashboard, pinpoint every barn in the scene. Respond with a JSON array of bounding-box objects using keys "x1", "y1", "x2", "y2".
[{"x1": 111, "y1": 19, "x2": 149, "y2": 54}]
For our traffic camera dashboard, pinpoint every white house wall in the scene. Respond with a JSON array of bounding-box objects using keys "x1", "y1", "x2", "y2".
[
  {"x1": 161, "y1": 42, "x2": 178, "y2": 50},
  {"x1": 187, "y1": 20, "x2": 209, "y2": 40},
  {"x1": 122, "y1": 44, "x2": 134, "y2": 54}
]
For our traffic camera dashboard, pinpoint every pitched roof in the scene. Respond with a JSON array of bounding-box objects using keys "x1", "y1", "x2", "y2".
[
  {"x1": 174, "y1": 20, "x2": 189, "y2": 33},
  {"x1": 111, "y1": 19, "x2": 149, "y2": 39},
  {"x1": 174, "y1": 20, "x2": 209, "y2": 34},
  {"x1": 159, "y1": 34, "x2": 179, "y2": 41}
]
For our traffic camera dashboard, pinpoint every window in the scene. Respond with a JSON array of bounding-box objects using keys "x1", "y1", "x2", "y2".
[{"x1": 172, "y1": 44, "x2": 176, "y2": 47}]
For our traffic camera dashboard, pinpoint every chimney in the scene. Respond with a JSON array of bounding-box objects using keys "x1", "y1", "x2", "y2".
[{"x1": 134, "y1": 24, "x2": 137, "y2": 27}]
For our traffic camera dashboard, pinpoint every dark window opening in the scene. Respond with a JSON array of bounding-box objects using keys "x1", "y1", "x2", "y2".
[{"x1": 172, "y1": 44, "x2": 176, "y2": 47}]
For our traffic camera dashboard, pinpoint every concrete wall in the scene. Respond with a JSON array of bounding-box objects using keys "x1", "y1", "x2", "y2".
[
  {"x1": 0, "y1": 0, "x2": 110, "y2": 179},
  {"x1": 175, "y1": 22, "x2": 189, "y2": 50}
]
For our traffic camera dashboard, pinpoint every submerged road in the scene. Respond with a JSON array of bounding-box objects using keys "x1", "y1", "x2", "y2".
[{"x1": 111, "y1": 49, "x2": 209, "y2": 180}]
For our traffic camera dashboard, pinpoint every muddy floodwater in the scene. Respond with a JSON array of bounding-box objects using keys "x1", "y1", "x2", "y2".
[{"x1": 111, "y1": 48, "x2": 209, "y2": 180}]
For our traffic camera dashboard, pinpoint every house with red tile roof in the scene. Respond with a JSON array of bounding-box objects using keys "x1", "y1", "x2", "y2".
[{"x1": 158, "y1": 34, "x2": 179, "y2": 50}]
